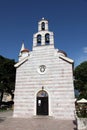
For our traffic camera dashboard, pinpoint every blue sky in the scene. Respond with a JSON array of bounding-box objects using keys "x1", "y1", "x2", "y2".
[{"x1": 0, "y1": 0, "x2": 87, "y2": 67}]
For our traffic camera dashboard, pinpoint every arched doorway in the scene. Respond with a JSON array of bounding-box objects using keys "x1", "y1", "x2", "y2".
[{"x1": 37, "y1": 90, "x2": 48, "y2": 115}]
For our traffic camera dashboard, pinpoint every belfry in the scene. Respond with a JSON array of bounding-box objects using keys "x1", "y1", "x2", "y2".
[{"x1": 13, "y1": 18, "x2": 75, "y2": 119}]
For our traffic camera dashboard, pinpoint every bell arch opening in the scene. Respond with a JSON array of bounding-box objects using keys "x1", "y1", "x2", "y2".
[{"x1": 36, "y1": 90, "x2": 49, "y2": 115}]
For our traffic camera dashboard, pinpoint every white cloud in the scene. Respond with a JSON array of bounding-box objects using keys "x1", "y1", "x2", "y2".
[
  {"x1": 75, "y1": 55, "x2": 87, "y2": 67},
  {"x1": 74, "y1": 47, "x2": 87, "y2": 66},
  {"x1": 83, "y1": 47, "x2": 87, "y2": 53}
]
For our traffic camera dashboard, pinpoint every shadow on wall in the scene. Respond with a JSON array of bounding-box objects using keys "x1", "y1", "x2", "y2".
[{"x1": 73, "y1": 120, "x2": 77, "y2": 130}]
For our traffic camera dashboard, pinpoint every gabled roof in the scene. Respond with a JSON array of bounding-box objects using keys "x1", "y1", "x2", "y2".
[
  {"x1": 14, "y1": 56, "x2": 29, "y2": 68},
  {"x1": 59, "y1": 55, "x2": 74, "y2": 64}
]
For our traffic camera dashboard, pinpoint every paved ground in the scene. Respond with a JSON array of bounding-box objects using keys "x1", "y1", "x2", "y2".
[{"x1": 0, "y1": 110, "x2": 77, "y2": 130}]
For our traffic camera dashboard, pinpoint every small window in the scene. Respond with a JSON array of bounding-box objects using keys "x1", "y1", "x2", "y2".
[
  {"x1": 37, "y1": 34, "x2": 41, "y2": 46},
  {"x1": 45, "y1": 33, "x2": 50, "y2": 45},
  {"x1": 41, "y1": 22, "x2": 45, "y2": 30}
]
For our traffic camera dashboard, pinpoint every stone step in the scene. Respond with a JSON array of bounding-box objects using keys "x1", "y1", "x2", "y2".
[{"x1": 32, "y1": 115, "x2": 53, "y2": 119}]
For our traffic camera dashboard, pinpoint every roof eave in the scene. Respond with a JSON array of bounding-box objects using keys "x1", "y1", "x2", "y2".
[
  {"x1": 59, "y1": 55, "x2": 74, "y2": 64},
  {"x1": 14, "y1": 56, "x2": 29, "y2": 68}
]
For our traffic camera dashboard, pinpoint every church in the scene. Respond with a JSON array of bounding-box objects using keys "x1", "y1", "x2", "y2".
[{"x1": 13, "y1": 18, "x2": 75, "y2": 119}]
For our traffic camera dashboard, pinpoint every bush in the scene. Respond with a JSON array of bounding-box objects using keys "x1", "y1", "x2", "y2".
[
  {"x1": 0, "y1": 101, "x2": 14, "y2": 110},
  {"x1": 76, "y1": 104, "x2": 87, "y2": 118}
]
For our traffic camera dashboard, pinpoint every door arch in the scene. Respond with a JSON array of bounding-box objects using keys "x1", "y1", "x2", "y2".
[{"x1": 36, "y1": 90, "x2": 49, "y2": 115}]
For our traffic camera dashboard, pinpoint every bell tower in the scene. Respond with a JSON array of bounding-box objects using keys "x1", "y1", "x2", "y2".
[{"x1": 33, "y1": 18, "x2": 54, "y2": 48}]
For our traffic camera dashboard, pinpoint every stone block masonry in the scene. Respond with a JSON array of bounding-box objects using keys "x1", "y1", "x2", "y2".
[{"x1": 13, "y1": 18, "x2": 75, "y2": 120}]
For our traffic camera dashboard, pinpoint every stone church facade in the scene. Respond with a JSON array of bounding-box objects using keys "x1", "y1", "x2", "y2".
[{"x1": 13, "y1": 18, "x2": 75, "y2": 119}]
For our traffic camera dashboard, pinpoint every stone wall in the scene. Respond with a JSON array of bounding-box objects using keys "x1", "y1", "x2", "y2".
[
  {"x1": 13, "y1": 45, "x2": 75, "y2": 119},
  {"x1": 77, "y1": 118, "x2": 87, "y2": 130}
]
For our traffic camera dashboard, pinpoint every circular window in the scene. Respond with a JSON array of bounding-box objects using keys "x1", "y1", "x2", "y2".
[
  {"x1": 38, "y1": 65, "x2": 46, "y2": 74},
  {"x1": 40, "y1": 65, "x2": 46, "y2": 72}
]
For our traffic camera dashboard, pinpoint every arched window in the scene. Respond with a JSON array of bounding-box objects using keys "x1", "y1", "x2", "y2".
[
  {"x1": 37, "y1": 34, "x2": 41, "y2": 46},
  {"x1": 41, "y1": 22, "x2": 45, "y2": 30},
  {"x1": 45, "y1": 33, "x2": 50, "y2": 45}
]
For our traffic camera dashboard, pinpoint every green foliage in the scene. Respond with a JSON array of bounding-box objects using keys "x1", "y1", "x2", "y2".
[
  {"x1": 0, "y1": 55, "x2": 16, "y2": 101},
  {"x1": 74, "y1": 61, "x2": 87, "y2": 99},
  {"x1": 76, "y1": 104, "x2": 87, "y2": 118}
]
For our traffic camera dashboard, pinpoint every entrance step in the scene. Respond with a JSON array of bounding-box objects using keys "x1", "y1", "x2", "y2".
[{"x1": 33, "y1": 115, "x2": 53, "y2": 119}]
